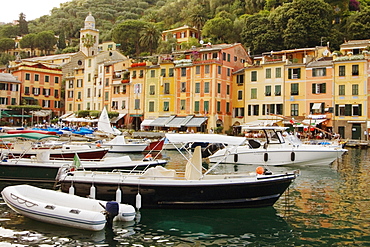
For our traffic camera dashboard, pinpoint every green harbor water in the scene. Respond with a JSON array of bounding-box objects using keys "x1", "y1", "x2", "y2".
[{"x1": 0, "y1": 148, "x2": 369, "y2": 246}]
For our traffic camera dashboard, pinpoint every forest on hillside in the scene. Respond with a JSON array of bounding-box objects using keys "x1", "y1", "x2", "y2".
[{"x1": 0, "y1": 0, "x2": 370, "y2": 64}]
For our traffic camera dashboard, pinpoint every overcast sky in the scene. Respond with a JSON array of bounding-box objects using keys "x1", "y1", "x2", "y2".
[{"x1": 0, "y1": 0, "x2": 69, "y2": 23}]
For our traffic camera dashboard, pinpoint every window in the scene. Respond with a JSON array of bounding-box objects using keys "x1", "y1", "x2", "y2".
[
  {"x1": 275, "y1": 85, "x2": 281, "y2": 96},
  {"x1": 88, "y1": 59, "x2": 92, "y2": 67},
  {"x1": 194, "y1": 101, "x2": 200, "y2": 112},
  {"x1": 180, "y1": 100, "x2": 185, "y2": 110},
  {"x1": 45, "y1": 75, "x2": 49, "y2": 82},
  {"x1": 204, "y1": 82, "x2": 209, "y2": 93},
  {"x1": 139, "y1": 70, "x2": 143, "y2": 77},
  {"x1": 251, "y1": 71, "x2": 257, "y2": 81},
  {"x1": 291, "y1": 83, "x2": 299, "y2": 95},
  {"x1": 11, "y1": 98, "x2": 16, "y2": 105},
  {"x1": 336, "y1": 104, "x2": 361, "y2": 116},
  {"x1": 55, "y1": 77, "x2": 59, "y2": 83},
  {"x1": 248, "y1": 105, "x2": 259, "y2": 116},
  {"x1": 353, "y1": 104, "x2": 361, "y2": 116},
  {"x1": 266, "y1": 68, "x2": 271, "y2": 79},
  {"x1": 0, "y1": 83, "x2": 8, "y2": 90},
  {"x1": 87, "y1": 102, "x2": 91, "y2": 110},
  {"x1": 251, "y1": 88, "x2": 257, "y2": 99},
  {"x1": 288, "y1": 68, "x2": 301, "y2": 79},
  {"x1": 25, "y1": 73, "x2": 30, "y2": 80},
  {"x1": 149, "y1": 101, "x2": 154, "y2": 112},
  {"x1": 217, "y1": 83, "x2": 221, "y2": 94},
  {"x1": 312, "y1": 83, "x2": 326, "y2": 94},
  {"x1": 291, "y1": 104, "x2": 299, "y2": 116},
  {"x1": 226, "y1": 102, "x2": 230, "y2": 113},
  {"x1": 134, "y1": 99, "x2": 140, "y2": 109},
  {"x1": 105, "y1": 78, "x2": 109, "y2": 86},
  {"x1": 237, "y1": 74, "x2": 244, "y2": 84},
  {"x1": 169, "y1": 68, "x2": 174, "y2": 77},
  {"x1": 217, "y1": 101, "x2": 221, "y2": 112},
  {"x1": 122, "y1": 85, "x2": 127, "y2": 94},
  {"x1": 161, "y1": 69, "x2": 166, "y2": 77},
  {"x1": 88, "y1": 73, "x2": 91, "y2": 82},
  {"x1": 339, "y1": 85, "x2": 345, "y2": 95},
  {"x1": 218, "y1": 66, "x2": 221, "y2": 74},
  {"x1": 227, "y1": 85, "x2": 230, "y2": 95},
  {"x1": 312, "y1": 68, "x2": 326, "y2": 77},
  {"x1": 181, "y1": 82, "x2": 186, "y2": 92},
  {"x1": 43, "y1": 100, "x2": 50, "y2": 107},
  {"x1": 227, "y1": 53, "x2": 230, "y2": 62},
  {"x1": 132, "y1": 71, "x2": 137, "y2": 78},
  {"x1": 265, "y1": 85, "x2": 271, "y2": 96},
  {"x1": 121, "y1": 100, "x2": 126, "y2": 109},
  {"x1": 33, "y1": 87, "x2": 40, "y2": 95},
  {"x1": 276, "y1": 104, "x2": 283, "y2": 115},
  {"x1": 164, "y1": 83, "x2": 170, "y2": 94},
  {"x1": 195, "y1": 83, "x2": 200, "y2": 93},
  {"x1": 163, "y1": 101, "x2": 169, "y2": 111},
  {"x1": 222, "y1": 52, "x2": 226, "y2": 60},
  {"x1": 238, "y1": 90, "x2": 243, "y2": 100},
  {"x1": 25, "y1": 87, "x2": 30, "y2": 94},
  {"x1": 54, "y1": 89, "x2": 59, "y2": 98},
  {"x1": 43, "y1": 88, "x2": 50, "y2": 96},
  {"x1": 204, "y1": 101, "x2": 209, "y2": 113},
  {"x1": 339, "y1": 66, "x2": 345, "y2": 76},
  {"x1": 181, "y1": 68, "x2": 186, "y2": 77},
  {"x1": 205, "y1": 65, "x2": 209, "y2": 74},
  {"x1": 68, "y1": 91, "x2": 73, "y2": 98},
  {"x1": 149, "y1": 85, "x2": 155, "y2": 95},
  {"x1": 105, "y1": 66, "x2": 109, "y2": 73},
  {"x1": 352, "y1": 65, "x2": 359, "y2": 76},
  {"x1": 34, "y1": 74, "x2": 39, "y2": 81},
  {"x1": 275, "y1": 68, "x2": 281, "y2": 78},
  {"x1": 352, "y1": 84, "x2": 358, "y2": 95},
  {"x1": 196, "y1": 66, "x2": 200, "y2": 74},
  {"x1": 227, "y1": 68, "x2": 230, "y2": 76},
  {"x1": 150, "y1": 70, "x2": 155, "y2": 77}
]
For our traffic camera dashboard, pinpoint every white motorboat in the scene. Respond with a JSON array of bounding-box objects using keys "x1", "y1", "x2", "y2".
[
  {"x1": 208, "y1": 126, "x2": 347, "y2": 166},
  {"x1": 100, "y1": 135, "x2": 149, "y2": 153},
  {"x1": 1, "y1": 185, "x2": 136, "y2": 231},
  {"x1": 57, "y1": 133, "x2": 298, "y2": 209}
]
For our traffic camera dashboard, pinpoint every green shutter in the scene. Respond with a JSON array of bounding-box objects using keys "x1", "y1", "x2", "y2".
[
  {"x1": 322, "y1": 83, "x2": 326, "y2": 93},
  {"x1": 335, "y1": 104, "x2": 339, "y2": 116},
  {"x1": 345, "y1": 104, "x2": 352, "y2": 116},
  {"x1": 297, "y1": 68, "x2": 301, "y2": 78},
  {"x1": 358, "y1": 104, "x2": 362, "y2": 116},
  {"x1": 288, "y1": 69, "x2": 292, "y2": 79},
  {"x1": 312, "y1": 84, "x2": 316, "y2": 94}
]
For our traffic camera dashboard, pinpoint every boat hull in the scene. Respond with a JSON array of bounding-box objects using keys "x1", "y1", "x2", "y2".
[
  {"x1": 209, "y1": 146, "x2": 347, "y2": 166},
  {"x1": 8, "y1": 148, "x2": 109, "y2": 160},
  {"x1": 59, "y1": 172, "x2": 296, "y2": 209},
  {"x1": 101, "y1": 143, "x2": 148, "y2": 153}
]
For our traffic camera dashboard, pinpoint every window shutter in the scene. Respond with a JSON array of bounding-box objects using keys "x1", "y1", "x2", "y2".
[
  {"x1": 345, "y1": 104, "x2": 352, "y2": 116},
  {"x1": 248, "y1": 105, "x2": 251, "y2": 116},
  {"x1": 288, "y1": 69, "x2": 292, "y2": 79},
  {"x1": 358, "y1": 104, "x2": 362, "y2": 116},
  {"x1": 312, "y1": 84, "x2": 316, "y2": 94},
  {"x1": 335, "y1": 104, "x2": 339, "y2": 116},
  {"x1": 297, "y1": 68, "x2": 301, "y2": 78},
  {"x1": 322, "y1": 83, "x2": 326, "y2": 93}
]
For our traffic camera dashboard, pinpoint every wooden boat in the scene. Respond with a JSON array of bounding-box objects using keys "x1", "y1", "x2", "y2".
[
  {"x1": 57, "y1": 134, "x2": 298, "y2": 209},
  {"x1": 0, "y1": 133, "x2": 109, "y2": 160},
  {"x1": 1, "y1": 185, "x2": 136, "y2": 231}
]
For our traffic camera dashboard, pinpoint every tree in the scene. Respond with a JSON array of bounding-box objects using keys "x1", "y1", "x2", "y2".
[
  {"x1": 19, "y1": 33, "x2": 37, "y2": 56},
  {"x1": 81, "y1": 33, "x2": 96, "y2": 55},
  {"x1": 343, "y1": 6, "x2": 370, "y2": 40},
  {"x1": 271, "y1": 0, "x2": 333, "y2": 49},
  {"x1": 57, "y1": 30, "x2": 67, "y2": 50},
  {"x1": 18, "y1": 13, "x2": 29, "y2": 35},
  {"x1": 0, "y1": 38, "x2": 15, "y2": 52},
  {"x1": 202, "y1": 15, "x2": 234, "y2": 44},
  {"x1": 34, "y1": 31, "x2": 57, "y2": 55},
  {"x1": 139, "y1": 23, "x2": 161, "y2": 55},
  {"x1": 112, "y1": 20, "x2": 146, "y2": 56}
]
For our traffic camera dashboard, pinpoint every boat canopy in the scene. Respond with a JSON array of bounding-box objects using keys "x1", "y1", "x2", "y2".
[
  {"x1": 165, "y1": 133, "x2": 246, "y2": 146},
  {"x1": 0, "y1": 133, "x2": 59, "y2": 140}
]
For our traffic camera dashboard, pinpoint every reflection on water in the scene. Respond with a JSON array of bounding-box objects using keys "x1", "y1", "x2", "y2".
[{"x1": 0, "y1": 149, "x2": 369, "y2": 246}]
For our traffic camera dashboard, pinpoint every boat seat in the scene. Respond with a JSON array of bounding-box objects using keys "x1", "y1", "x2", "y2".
[
  {"x1": 248, "y1": 139, "x2": 261, "y2": 149},
  {"x1": 141, "y1": 166, "x2": 176, "y2": 178}
]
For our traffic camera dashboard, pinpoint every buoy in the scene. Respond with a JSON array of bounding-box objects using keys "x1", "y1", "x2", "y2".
[
  {"x1": 116, "y1": 187, "x2": 122, "y2": 203},
  {"x1": 234, "y1": 153, "x2": 238, "y2": 163},
  {"x1": 144, "y1": 153, "x2": 152, "y2": 161},
  {"x1": 96, "y1": 143, "x2": 101, "y2": 148},
  {"x1": 89, "y1": 185, "x2": 96, "y2": 199},
  {"x1": 264, "y1": 153, "x2": 268, "y2": 162},
  {"x1": 136, "y1": 192, "x2": 142, "y2": 210},
  {"x1": 69, "y1": 184, "x2": 75, "y2": 195},
  {"x1": 256, "y1": 166, "x2": 264, "y2": 175},
  {"x1": 291, "y1": 152, "x2": 295, "y2": 161}
]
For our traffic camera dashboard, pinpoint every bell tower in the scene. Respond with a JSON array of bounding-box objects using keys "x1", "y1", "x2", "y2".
[{"x1": 80, "y1": 12, "x2": 99, "y2": 56}]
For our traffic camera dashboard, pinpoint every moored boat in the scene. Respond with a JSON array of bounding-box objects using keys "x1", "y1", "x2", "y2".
[
  {"x1": 57, "y1": 134, "x2": 299, "y2": 209},
  {"x1": 1, "y1": 185, "x2": 136, "y2": 231}
]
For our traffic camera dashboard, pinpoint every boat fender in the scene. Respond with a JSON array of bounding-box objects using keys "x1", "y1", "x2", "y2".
[
  {"x1": 136, "y1": 192, "x2": 142, "y2": 210},
  {"x1": 116, "y1": 188, "x2": 122, "y2": 203},
  {"x1": 234, "y1": 153, "x2": 238, "y2": 163},
  {"x1": 89, "y1": 185, "x2": 96, "y2": 199},
  {"x1": 291, "y1": 152, "x2": 295, "y2": 162},
  {"x1": 144, "y1": 153, "x2": 152, "y2": 161},
  {"x1": 69, "y1": 184, "x2": 75, "y2": 195},
  {"x1": 264, "y1": 153, "x2": 268, "y2": 162},
  {"x1": 256, "y1": 166, "x2": 264, "y2": 175},
  {"x1": 106, "y1": 201, "x2": 119, "y2": 227}
]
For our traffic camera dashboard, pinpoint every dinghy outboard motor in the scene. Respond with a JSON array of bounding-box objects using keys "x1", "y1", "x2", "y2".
[{"x1": 106, "y1": 201, "x2": 119, "y2": 227}]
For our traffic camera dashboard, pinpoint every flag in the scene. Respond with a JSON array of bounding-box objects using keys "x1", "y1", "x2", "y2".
[{"x1": 72, "y1": 153, "x2": 82, "y2": 169}]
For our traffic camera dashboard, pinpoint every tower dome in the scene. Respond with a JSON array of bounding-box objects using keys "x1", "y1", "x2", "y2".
[{"x1": 84, "y1": 12, "x2": 96, "y2": 30}]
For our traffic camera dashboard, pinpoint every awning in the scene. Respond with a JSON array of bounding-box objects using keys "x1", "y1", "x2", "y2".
[
  {"x1": 302, "y1": 119, "x2": 327, "y2": 125},
  {"x1": 22, "y1": 97, "x2": 35, "y2": 100},
  {"x1": 31, "y1": 110, "x2": 52, "y2": 117},
  {"x1": 141, "y1": 119, "x2": 154, "y2": 129},
  {"x1": 62, "y1": 117, "x2": 97, "y2": 123},
  {"x1": 59, "y1": 113, "x2": 74, "y2": 119},
  {"x1": 148, "y1": 116, "x2": 173, "y2": 127},
  {"x1": 243, "y1": 119, "x2": 281, "y2": 127},
  {"x1": 10, "y1": 115, "x2": 32, "y2": 118},
  {"x1": 184, "y1": 117, "x2": 208, "y2": 127},
  {"x1": 312, "y1": 103, "x2": 322, "y2": 110},
  {"x1": 165, "y1": 117, "x2": 187, "y2": 127},
  {"x1": 110, "y1": 113, "x2": 126, "y2": 123}
]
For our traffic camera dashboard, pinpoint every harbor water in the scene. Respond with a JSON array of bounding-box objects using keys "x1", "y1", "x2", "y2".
[{"x1": 0, "y1": 148, "x2": 369, "y2": 246}]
